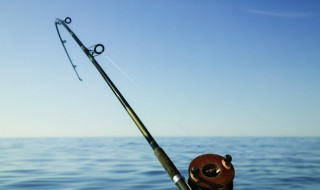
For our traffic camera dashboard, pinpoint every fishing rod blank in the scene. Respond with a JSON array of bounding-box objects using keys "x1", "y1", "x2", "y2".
[
  {"x1": 55, "y1": 17, "x2": 235, "y2": 190},
  {"x1": 55, "y1": 17, "x2": 192, "y2": 190}
]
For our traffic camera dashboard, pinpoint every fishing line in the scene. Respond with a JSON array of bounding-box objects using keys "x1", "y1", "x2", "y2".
[
  {"x1": 102, "y1": 53, "x2": 142, "y2": 90},
  {"x1": 55, "y1": 19, "x2": 83, "y2": 81},
  {"x1": 102, "y1": 54, "x2": 173, "y2": 112}
]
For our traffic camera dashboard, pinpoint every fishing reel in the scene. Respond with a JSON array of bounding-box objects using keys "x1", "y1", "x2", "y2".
[{"x1": 187, "y1": 154, "x2": 234, "y2": 190}]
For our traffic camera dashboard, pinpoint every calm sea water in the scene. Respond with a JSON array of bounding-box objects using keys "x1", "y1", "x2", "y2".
[{"x1": 0, "y1": 137, "x2": 319, "y2": 190}]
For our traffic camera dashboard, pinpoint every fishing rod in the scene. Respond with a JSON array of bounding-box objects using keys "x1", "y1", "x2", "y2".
[{"x1": 55, "y1": 17, "x2": 235, "y2": 190}]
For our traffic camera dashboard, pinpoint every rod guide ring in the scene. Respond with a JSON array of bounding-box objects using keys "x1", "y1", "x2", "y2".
[
  {"x1": 94, "y1": 44, "x2": 105, "y2": 55},
  {"x1": 64, "y1": 17, "x2": 72, "y2": 24}
]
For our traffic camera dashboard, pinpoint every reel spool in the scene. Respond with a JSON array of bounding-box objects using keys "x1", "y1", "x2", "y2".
[{"x1": 188, "y1": 154, "x2": 235, "y2": 190}]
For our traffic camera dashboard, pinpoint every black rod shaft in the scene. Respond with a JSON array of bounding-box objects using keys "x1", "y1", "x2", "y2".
[{"x1": 56, "y1": 18, "x2": 192, "y2": 190}]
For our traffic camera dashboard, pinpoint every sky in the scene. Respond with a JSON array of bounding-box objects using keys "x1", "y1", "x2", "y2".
[{"x1": 0, "y1": 0, "x2": 319, "y2": 137}]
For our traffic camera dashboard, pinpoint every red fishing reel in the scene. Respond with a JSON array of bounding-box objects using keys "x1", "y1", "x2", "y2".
[{"x1": 188, "y1": 154, "x2": 235, "y2": 190}]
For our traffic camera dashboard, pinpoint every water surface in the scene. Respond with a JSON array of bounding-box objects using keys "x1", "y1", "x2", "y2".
[{"x1": 1, "y1": 137, "x2": 319, "y2": 189}]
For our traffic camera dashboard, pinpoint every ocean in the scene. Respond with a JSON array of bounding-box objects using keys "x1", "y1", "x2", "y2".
[{"x1": 0, "y1": 137, "x2": 319, "y2": 190}]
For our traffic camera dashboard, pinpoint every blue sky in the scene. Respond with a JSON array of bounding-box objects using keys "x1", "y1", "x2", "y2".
[{"x1": 1, "y1": 0, "x2": 319, "y2": 137}]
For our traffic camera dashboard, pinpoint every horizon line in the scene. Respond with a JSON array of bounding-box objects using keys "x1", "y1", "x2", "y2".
[{"x1": 0, "y1": 135, "x2": 319, "y2": 139}]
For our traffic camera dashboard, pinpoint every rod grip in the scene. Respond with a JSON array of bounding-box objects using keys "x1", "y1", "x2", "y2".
[{"x1": 154, "y1": 147, "x2": 191, "y2": 190}]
